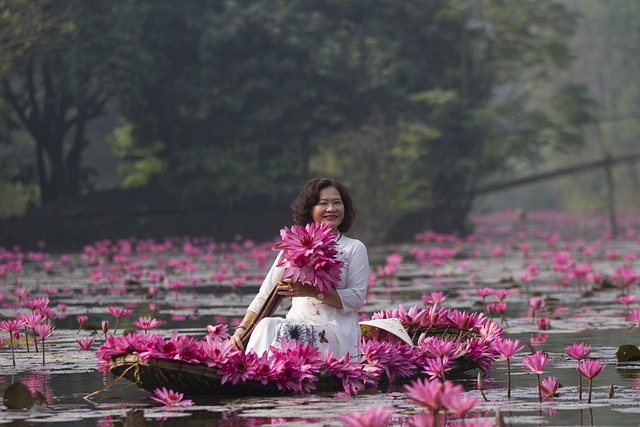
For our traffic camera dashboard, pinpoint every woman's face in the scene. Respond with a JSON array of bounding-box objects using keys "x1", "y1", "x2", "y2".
[{"x1": 312, "y1": 186, "x2": 345, "y2": 232}]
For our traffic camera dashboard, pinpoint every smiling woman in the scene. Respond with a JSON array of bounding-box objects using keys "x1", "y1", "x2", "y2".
[{"x1": 231, "y1": 178, "x2": 370, "y2": 358}]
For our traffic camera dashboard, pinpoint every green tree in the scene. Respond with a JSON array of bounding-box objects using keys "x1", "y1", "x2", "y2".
[
  {"x1": 319, "y1": 0, "x2": 593, "y2": 240},
  {"x1": 1, "y1": 0, "x2": 138, "y2": 204},
  {"x1": 108, "y1": 0, "x2": 593, "y2": 239}
]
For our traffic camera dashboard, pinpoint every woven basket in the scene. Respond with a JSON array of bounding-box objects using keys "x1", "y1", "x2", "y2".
[
  {"x1": 109, "y1": 349, "x2": 476, "y2": 398},
  {"x1": 108, "y1": 355, "x2": 341, "y2": 397}
]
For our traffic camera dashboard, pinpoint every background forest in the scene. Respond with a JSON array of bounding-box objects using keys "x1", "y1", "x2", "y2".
[{"x1": 0, "y1": 0, "x2": 638, "y2": 248}]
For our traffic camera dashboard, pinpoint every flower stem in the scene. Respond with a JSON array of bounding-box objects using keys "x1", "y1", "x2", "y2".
[
  {"x1": 578, "y1": 370, "x2": 583, "y2": 401},
  {"x1": 507, "y1": 358, "x2": 512, "y2": 399},
  {"x1": 10, "y1": 336, "x2": 16, "y2": 367},
  {"x1": 588, "y1": 378, "x2": 593, "y2": 403},
  {"x1": 24, "y1": 326, "x2": 30, "y2": 353},
  {"x1": 536, "y1": 373, "x2": 542, "y2": 403}
]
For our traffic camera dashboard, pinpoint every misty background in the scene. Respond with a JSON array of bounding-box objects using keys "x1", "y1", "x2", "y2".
[{"x1": 1, "y1": 0, "x2": 638, "y2": 249}]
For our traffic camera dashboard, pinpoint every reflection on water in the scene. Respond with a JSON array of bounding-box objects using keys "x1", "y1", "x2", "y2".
[{"x1": 2, "y1": 212, "x2": 640, "y2": 425}]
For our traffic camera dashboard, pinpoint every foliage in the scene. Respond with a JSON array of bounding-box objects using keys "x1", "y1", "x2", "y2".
[
  {"x1": 317, "y1": 0, "x2": 592, "y2": 239},
  {"x1": 1, "y1": 0, "x2": 602, "y2": 239},
  {"x1": 481, "y1": 0, "x2": 640, "y2": 213},
  {"x1": 1, "y1": 0, "x2": 139, "y2": 204}
]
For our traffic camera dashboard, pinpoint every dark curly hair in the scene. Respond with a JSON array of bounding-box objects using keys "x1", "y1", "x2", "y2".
[{"x1": 290, "y1": 178, "x2": 357, "y2": 233}]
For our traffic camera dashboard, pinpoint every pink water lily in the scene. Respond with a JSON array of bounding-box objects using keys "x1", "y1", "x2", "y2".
[
  {"x1": 150, "y1": 387, "x2": 194, "y2": 407},
  {"x1": 34, "y1": 323, "x2": 54, "y2": 365},
  {"x1": 528, "y1": 297, "x2": 546, "y2": 322},
  {"x1": 17, "y1": 312, "x2": 44, "y2": 353},
  {"x1": 627, "y1": 309, "x2": 640, "y2": 330},
  {"x1": 0, "y1": 318, "x2": 25, "y2": 366},
  {"x1": 341, "y1": 406, "x2": 396, "y2": 427},
  {"x1": 205, "y1": 324, "x2": 230, "y2": 340},
  {"x1": 276, "y1": 222, "x2": 343, "y2": 293},
  {"x1": 496, "y1": 338, "x2": 524, "y2": 399},
  {"x1": 522, "y1": 350, "x2": 549, "y2": 402},
  {"x1": 323, "y1": 349, "x2": 370, "y2": 396},
  {"x1": 133, "y1": 316, "x2": 159, "y2": 332},
  {"x1": 404, "y1": 377, "x2": 465, "y2": 417},
  {"x1": 107, "y1": 306, "x2": 134, "y2": 334},
  {"x1": 539, "y1": 376, "x2": 560, "y2": 401},
  {"x1": 422, "y1": 291, "x2": 447, "y2": 306},
  {"x1": 576, "y1": 359, "x2": 606, "y2": 403},
  {"x1": 76, "y1": 315, "x2": 89, "y2": 329},
  {"x1": 76, "y1": 336, "x2": 95, "y2": 351},
  {"x1": 565, "y1": 342, "x2": 591, "y2": 360},
  {"x1": 565, "y1": 342, "x2": 591, "y2": 400}
]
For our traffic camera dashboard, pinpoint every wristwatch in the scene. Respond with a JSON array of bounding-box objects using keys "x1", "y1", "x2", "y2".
[{"x1": 316, "y1": 292, "x2": 325, "y2": 301}]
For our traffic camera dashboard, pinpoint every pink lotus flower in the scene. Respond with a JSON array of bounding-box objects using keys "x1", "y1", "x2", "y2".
[
  {"x1": 34, "y1": 323, "x2": 54, "y2": 365},
  {"x1": 218, "y1": 350, "x2": 257, "y2": 386},
  {"x1": 496, "y1": 338, "x2": 524, "y2": 399},
  {"x1": 76, "y1": 336, "x2": 95, "y2": 351},
  {"x1": 108, "y1": 306, "x2": 134, "y2": 319},
  {"x1": 576, "y1": 359, "x2": 606, "y2": 380},
  {"x1": 528, "y1": 297, "x2": 545, "y2": 322},
  {"x1": 17, "y1": 312, "x2": 44, "y2": 353},
  {"x1": 445, "y1": 392, "x2": 478, "y2": 416},
  {"x1": 475, "y1": 287, "x2": 493, "y2": 298},
  {"x1": 539, "y1": 376, "x2": 560, "y2": 401},
  {"x1": 404, "y1": 377, "x2": 464, "y2": 414},
  {"x1": 496, "y1": 338, "x2": 524, "y2": 359},
  {"x1": 276, "y1": 222, "x2": 344, "y2": 293},
  {"x1": 576, "y1": 359, "x2": 606, "y2": 403},
  {"x1": 108, "y1": 306, "x2": 134, "y2": 334},
  {"x1": 205, "y1": 324, "x2": 230, "y2": 340},
  {"x1": 101, "y1": 320, "x2": 109, "y2": 338},
  {"x1": 24, "y1": 297, "x2": 50, "y2": 312},
  {"x1": 323, "y1": 349, "x2": 370, "y2": 396},
  {"x1": 494, "y1": 289, "x2": 510, "y2": 302},
  {"x1": 76, "y1": 315, "x2": 89, "y2": 328},
  {"x1": 341, "y1": 406, "x2": 396, "y2": 427},
  {"x1": 522, "y1": 350, "x2": 548, "y2": 375},
  {"x1": 618, "y1": 294, "x2": 638, "y2": 308},
  {"x1": 522, "y1": 350, "x2": 549, "y2": 402},
  {"x1": 422, "y1": 291, "x2": 447, "y2": 306},
  {"x1": 565, "y1": 342, "x2": 591, "y2": 400},
  {"x1": 565, "y1": 342, "x2": 591, "y2": 361},
  {"x1": 150, "y1": 387, "x2": 194, "y2": 407},
  {"x1": 627, "y1": 309, "x2": 640, "y2": 330},
  {"x1": 0, "y1": 318, "x2": 26, "y2": 366},
  {"x1": 133, "y1": 316, "x2": 159, "y2": 332}
]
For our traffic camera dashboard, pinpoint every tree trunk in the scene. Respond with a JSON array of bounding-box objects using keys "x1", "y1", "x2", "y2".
[{"x1": 67, "y1": 110, "x2": 88, "y2": 196}]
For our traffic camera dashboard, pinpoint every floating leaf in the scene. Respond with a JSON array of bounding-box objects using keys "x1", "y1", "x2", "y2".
[
  {"x1": 3, "y1": 381, "x2": 33, "y2": 410},
  {"x1": 615, "y1": 344, "x2": 640, "y2": 362}
]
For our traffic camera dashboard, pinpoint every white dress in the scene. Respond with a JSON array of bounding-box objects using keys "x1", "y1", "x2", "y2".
[{"x1": 246, "y1": 235, "x2": 369, "y2": 358}]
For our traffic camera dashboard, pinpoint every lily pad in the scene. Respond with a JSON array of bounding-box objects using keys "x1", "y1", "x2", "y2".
[{"x1": 4, "y1": 381, "x2": 33, "y2": 410}]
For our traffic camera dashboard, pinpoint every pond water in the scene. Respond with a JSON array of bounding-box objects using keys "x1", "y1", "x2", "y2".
[{"x1": 2, "y1": 210, "x2": 640, "y2": 426}]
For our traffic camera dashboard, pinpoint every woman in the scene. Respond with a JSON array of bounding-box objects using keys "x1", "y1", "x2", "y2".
[{"x1": 231, "y1": 178, "x2": 370, "y2": 358}]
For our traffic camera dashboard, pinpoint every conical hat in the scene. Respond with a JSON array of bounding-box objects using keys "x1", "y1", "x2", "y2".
[{"x1": 359, "y1": 318, "x2": 413, "y2": 346}]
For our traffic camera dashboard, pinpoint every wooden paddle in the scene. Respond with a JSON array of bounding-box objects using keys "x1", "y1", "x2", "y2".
[{"x1": 239, "y1": 281, "x2": 286, "y2": 349}]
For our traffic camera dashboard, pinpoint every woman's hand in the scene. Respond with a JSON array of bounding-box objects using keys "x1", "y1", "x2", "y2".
[
  {"x1": 230, "y1": 332, "x2": 244, "y2": 350},
  {"x1": 277, "y1": 279, "x2": 315, "y2": 298}
]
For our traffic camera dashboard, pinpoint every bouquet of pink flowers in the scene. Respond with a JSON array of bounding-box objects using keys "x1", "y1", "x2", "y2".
[{"x1": 275, "y1": 222, "x2": 344, "y2": 293}]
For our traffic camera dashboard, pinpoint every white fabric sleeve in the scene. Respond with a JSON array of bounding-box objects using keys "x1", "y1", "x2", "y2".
[
  {"x1": 336, "y1": 240, "x2": 370, "y2": 313},
  {"x1": 247, "y1": 251, "x2": 284, "y2": 313}
]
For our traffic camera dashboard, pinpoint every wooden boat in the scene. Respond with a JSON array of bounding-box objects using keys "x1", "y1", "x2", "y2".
[
  {"x1": 108, "y1": 321, "x2": 485, "y2": 397},
  {"x1": 107, "y1": 284, "x2": 495, "y2": 397}
]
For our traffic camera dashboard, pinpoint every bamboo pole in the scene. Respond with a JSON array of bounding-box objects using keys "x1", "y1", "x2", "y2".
[{"x1": 239, "y1": 282, "x2": 286, "y2": 349}]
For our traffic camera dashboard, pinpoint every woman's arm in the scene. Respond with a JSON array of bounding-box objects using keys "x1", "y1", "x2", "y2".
[
  {"x1": 283, "y1": 239, "x2": 369, "y2": 311},
  {"x1": 230, "y1": 309, "x2": 258, "y2": 350},
  {"x1": 336, "y1": 241, "x2": 369, "y2": 313}
]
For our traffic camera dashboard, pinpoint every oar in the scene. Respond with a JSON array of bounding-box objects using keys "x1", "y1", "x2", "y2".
[{"x1": 239, "y1": 282, "x2": 286, "y2": 348}]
